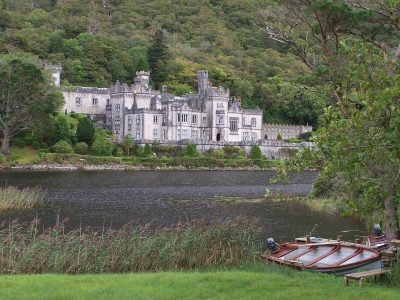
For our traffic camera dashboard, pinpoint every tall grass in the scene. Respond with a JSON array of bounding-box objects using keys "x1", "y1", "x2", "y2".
[
  {"x1": 0, "y1": 185, "x2": 46, "y2": 210},
  {"x1": 0, "y1": 216, "x2": 262, "y2": 274}
]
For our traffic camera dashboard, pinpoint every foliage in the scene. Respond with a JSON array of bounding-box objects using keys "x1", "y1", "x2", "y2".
[
  {"x1": 148, "y1": 29, "x2": 169, "y2": 89},
  {"x1": 0, "y1": 59, "x2": 64, "y2": 155},
  {"x1": 40, "y1": 153, "x2": 121, "y2": 165},
  {"x1": 222, "y1": 145, "x2": 240, "y2": 158},
  {"x1": 277, "y1": 132, "x2": 282, "y2": 140},
  {"x1": 151, "y1": 145, "x2": 182, "y2": 157},
  {"x1": 0, "y1": 186, "x2": 45, "y2": 210},
  {"x1": 276, "y1": 41, "x2": 400, "y2": 241},
  {"x1": 298, "y1": 132, "x2": 312, "y2": 142},
  {"x1": 52, "y1": 140, "x2": 74, "y2": 154},
  {"x1": 143, "y1": 143, "x2": 152, "y2": 158},
  {"x1": 184, "y1": 142, "x2": 197, "y2": 157},
  {"x1": 76, "y1": 115, "x2": 95, "y2": 144},
  {"x1": 91, "y1": 138, "x2": 113, "y2": 157},
  {"x1": 0, "y1": 216, "x2": 262, "y2": 274},
  {"x1": 250, "y1": 144, "x2": 262, "y2": 159},
  {"x1": 31, "y1": 141, "x2": 40, "y2": 150},
  {"x1": 55, "y1": 115, "x2": 74, "y2": 144},
  {"x1": 210, "y1": 148, "x2": 225, "y2": 159},
  {"x1": 75, "y1": 142, "x2": 88, "y2": 155},
  {"x1": 122, "y1": 135, "x2": 134, "y2": 156}
]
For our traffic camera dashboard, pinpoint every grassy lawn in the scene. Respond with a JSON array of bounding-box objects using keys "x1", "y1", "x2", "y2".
[
  {"x1": 8, "y1": 146, "x2": 39, "y2": 164},
  {"x1": 0, "y1": 269, "x2": 398, "y2": 300}
]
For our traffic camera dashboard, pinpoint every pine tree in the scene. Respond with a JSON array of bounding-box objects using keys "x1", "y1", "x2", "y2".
[
  {"x1": 76, "y1": 116, "x2": 95, "y2": 144},
  {"x1": 147, "y1": 29, "x2": 169, "y2": 89}
]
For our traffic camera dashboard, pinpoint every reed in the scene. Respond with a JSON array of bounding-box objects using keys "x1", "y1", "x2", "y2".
[
  {"x1": 0, "y1": 185, "x2": 46, "y2": 210},
  {"x1": 0, "y1": 216, "x2": 263, "y2": 274}
]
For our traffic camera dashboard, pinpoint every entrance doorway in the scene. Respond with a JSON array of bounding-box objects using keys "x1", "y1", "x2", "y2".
[{"x1": 216, "y1": 133, "x2": 221, "y2": 141}]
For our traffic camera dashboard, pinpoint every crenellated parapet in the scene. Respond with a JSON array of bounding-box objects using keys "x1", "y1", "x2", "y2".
[
  {"x1": 68, "y1": 86, "x2": 110, "y2": 94},
  {"x1": 110, "y1": 81, "x2": 134, "y2": 94}
]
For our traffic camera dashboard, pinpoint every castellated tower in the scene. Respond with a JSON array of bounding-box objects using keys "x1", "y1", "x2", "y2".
[{"x1": 197, "y1": 70, "x2": 209, "y2": 97}]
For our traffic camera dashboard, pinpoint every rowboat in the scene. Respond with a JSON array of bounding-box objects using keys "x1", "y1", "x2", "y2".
[
  {"x1": 362, "y1": 224, "x2": 388, "y2": 251},
  {"x1": 261, "y1": 239, "x2": 382, "y2": 276}
]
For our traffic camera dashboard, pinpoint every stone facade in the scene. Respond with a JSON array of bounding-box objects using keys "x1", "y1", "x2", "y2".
[
  {"x1": 62, "y1": 70, "x2": 264, "y2": 143},
  {"x1": 53, "y1": 64, "x2": 312, "y2": 144},
  {"x1": 262, "y1": 123, "x2": 312, "y2": 140}
]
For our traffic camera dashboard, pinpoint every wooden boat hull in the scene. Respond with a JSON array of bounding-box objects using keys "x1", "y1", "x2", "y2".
[
  {"x1": 362, "y1": 235, "x2": 388, "y2": 251},
  {"x1": 262, "y1": 242, "x2": 382, "y2": 276}
]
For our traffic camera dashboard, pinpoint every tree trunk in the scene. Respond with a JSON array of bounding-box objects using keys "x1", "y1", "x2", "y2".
[
  {"x1": 384, "y1": 197, "x2": 400, "y2": 246},
  {"x1": 1, "y1": 131, "x2": 10, "y2": 155}
]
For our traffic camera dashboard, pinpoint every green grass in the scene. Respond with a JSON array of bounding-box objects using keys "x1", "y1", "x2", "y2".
[
  {"x1": 0, "y1": 269, "x2": 398, "y2": 300},
  {"x1": 8, "y1": 146, "x2": 39, "y2": 164}
]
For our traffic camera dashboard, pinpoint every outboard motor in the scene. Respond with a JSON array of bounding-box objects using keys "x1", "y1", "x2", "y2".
[
  {"x1": 266, "y1": 237, "x2": 280, "y2": 253},
  {"x1": 373, "y1": 224, "x2": 382, "y2": 237}
]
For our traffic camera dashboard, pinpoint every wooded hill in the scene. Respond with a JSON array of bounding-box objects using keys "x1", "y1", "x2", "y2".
[{"x1": 0, "y1": 0, "x2": 329, "y2": 127}]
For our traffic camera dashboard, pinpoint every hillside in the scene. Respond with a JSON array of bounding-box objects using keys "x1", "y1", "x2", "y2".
[{"x1": 0, "y1": 0, "x2": 328, "y2": 127}]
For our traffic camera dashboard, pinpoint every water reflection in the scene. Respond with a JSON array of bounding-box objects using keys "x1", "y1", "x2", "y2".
[{"x1": 0, "y1": 170, "x2": 367, "y2": 242}]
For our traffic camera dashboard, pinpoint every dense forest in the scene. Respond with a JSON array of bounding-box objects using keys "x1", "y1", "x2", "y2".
[{"x1": 0, "y1": 0, "x2": 330, "y2": 127}]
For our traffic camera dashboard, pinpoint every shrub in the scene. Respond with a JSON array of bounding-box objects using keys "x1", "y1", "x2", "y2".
[
  {"x1": 52, "y1": 141, "x2": 74, "y2": 154},
  {"x1": 238, "y1": 149, "x2": 246, "y2": 157},
  {"x1": 185, "y1": 142, "x2": 197, "y2": 157},
  {"x1": 39, "y1": 149, "x2": 47, "y2": 154},
  {"x1": 32, "y1": 141, "x2": 40, "y2": 150},
  {"x1": 298, "y1": 131, "x2": 312, "y2": 142},
  {"x1": 222, "y1": 146, "x2": 239, "y2": 158},
  {"x1": 284, "y1": 138, "x2": 301, "y2": 143},
  {"x1": 251, "y1": 144, "x2": 262, "y2": 159},
  {"x1": 92, "y1": 139, "x2": 114, "y2": 156},
  {"x1": 143, "y1": 143, "x2": 152, "y2": 158},
  {"x1": 18, "y1": 141, "x2": 25, "y2": 148},
  {"x1": 41, "y1": 142, "x2": 47, "y2": 149},
  {"x1": 210, "y1": 149, "x2": 224, "y2": 159},
  {"x1": 75, "y1": 142, "x2": 88, "y2": 155},
  {"x1": 69, "y1": 111, "x2": 79, "y2": 119},
  {"x1": 7, "y1": 155, "x2": 20, "y2": 162},
  {"x1": 277, "y1": 132, "x2": 282, "y2": 140},
  {"x1": 0, "y1": 154, "x2": 4, "y2": 163}
]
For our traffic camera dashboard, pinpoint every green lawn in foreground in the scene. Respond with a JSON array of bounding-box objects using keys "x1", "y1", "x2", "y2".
[{"x1": 0, "y1": 270, "x2": 398, "y2": 300}]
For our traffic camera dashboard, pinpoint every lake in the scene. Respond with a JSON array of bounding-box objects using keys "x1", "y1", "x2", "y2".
[{"x1": 0, "y1": 170, "x2": 368, "y2": 242}]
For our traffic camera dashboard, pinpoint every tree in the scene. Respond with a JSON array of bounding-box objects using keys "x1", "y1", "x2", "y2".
[
  {"x1": 0, "y1": 59, "x2": 64, "y2": 155},
  {"x1": 251, "y1": 144, "x2": 262, "y2": 159},
  {"x1": 76, "y1": 115, "x2": 95, "y2": 144},
  {"x1": 255, "y1": 0, "x2": 398, "y2": 103},
  {"x1": 259, "y1": 0, "x2": 400, "y2": 243},
  {"x1": 92, "y1": 138, "x2": 114, "y2": 156},
  {"x1": 55, "y1": 115, "x2": 72, "y2": 144},
  {"x1": 276, "y1": 42, "x2": 400, "y2": 243},
  {"x1": 185, "y1": 142, "x2": 197, "y2": 157},
  {"x1": 147, "y1": 29, "x2": 169, "y2": 89},
  {"x1": 122, "y1": 135, "x2": 134, "y2": 156},
  {"x1": 143, "y1": 143, "x2": 152, "y2": 157}
]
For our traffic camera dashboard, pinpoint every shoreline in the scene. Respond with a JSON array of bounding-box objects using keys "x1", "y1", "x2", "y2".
[{"x1": 1, "y1": 164, "x2": 275, "y2": 171}]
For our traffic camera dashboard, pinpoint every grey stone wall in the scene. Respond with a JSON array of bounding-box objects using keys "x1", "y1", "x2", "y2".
[{"x1": 134, "y1": 139, "x2": 314, "y2": 160}]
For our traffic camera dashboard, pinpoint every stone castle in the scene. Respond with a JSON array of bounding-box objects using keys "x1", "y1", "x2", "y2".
[{"x1": 49, "y1": 64, "x2": 312, "y2": 147}]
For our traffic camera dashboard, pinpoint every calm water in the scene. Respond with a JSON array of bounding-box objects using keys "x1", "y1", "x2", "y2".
[{"x1": 0, "y1": 170, "x2": 367, "y2": 242}]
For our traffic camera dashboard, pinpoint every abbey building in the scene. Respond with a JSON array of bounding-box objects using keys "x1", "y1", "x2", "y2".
[{"x1": 62, "y1": 70, "x2": 263, "y2": 143}]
